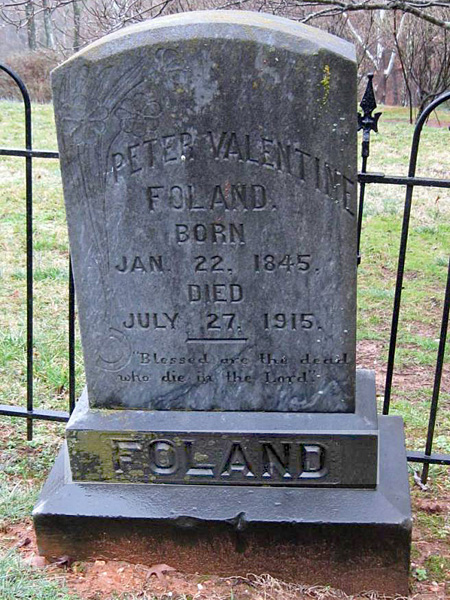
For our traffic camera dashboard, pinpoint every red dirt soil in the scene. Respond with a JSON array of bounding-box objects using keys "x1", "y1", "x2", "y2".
[{"x1": 1, "y1": 493, "x2": 448, "y2": 600}]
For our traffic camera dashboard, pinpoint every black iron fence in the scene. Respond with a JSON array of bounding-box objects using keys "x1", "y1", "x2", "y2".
[{"x1": 0, "y1": 66, "x2": 448, "y2": 485}]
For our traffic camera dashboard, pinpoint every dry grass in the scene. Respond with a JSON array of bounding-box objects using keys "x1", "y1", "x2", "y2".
[
  {"x1": 0, "y1": 52, "x2": 59, "y2": 103},
  {"x1": 219, "y1": 574, "x2": 410, "y2": 600}
]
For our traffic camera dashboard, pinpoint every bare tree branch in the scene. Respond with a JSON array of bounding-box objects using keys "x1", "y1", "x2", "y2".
[{"x1": 298, "y1": 1, "x2": 450, "y2": 30}]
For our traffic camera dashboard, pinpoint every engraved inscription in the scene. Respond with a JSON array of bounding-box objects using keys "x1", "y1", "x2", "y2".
[
  {"x1": 54, "y1": 32, "x2": 357, "y2": 411},
  {"x1": 147, "y1": 183, "x2": 268, "y2": 212},
  {"x1": 175, "y1": 223, "x2": 245, "y2": 244},
  {"x1": 254, "y1": 254, "x2": 311, "y2": 273},
  {"x1": 102, "y1": 120, "x2": 355, "y2": 410},
  {"x1": 115, "y1": 255, "x2": 164, "y2": 273},
  {"x1": 122, "y1": 312, "x2": 179, "y2": 329},
  {"x1": 187, "y1": 284, "x2": 243, "y2": 303},
  {"x1": 111, "y1": 435, "x2": 330, "y2": 485},
  {"x1": 115, "y1": 350, "x2": 350, "y2": 389},
  {"x1": 110, "y1": 129, "x2": 356, "y2": 216}
]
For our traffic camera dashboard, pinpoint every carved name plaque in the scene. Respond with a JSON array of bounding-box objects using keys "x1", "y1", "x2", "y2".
[
  {"x1": 68, "y1": 428, "x2": 378, "y2": 487},
  {"x1": 53, "y1": 12, "x2": 357, "y2": 411}
]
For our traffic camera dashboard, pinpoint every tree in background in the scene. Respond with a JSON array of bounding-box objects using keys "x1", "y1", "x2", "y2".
[
  {"x1": 72, "y1": 0, "x2": 81, "y2": 51},
  {"x1": 0, "y1": 0, "x2": 449, "y2": 114},
  {"x1": 395, "y1": 10, "x2": 450, "y2": 116},
  {"x1": 24, "y1": 0, "x2": 36, "y2": 49}
]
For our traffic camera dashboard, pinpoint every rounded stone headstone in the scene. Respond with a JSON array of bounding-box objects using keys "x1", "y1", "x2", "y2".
[{"x1": 52, "y1": 11, "x2": 357, "y2": 411}]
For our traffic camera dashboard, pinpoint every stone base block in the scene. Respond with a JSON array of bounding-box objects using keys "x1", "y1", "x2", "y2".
[
  {"x1": 66, "y1": 369, "x2": 379, "y2": 488},
  {"x1": 33, "y1": 416, "x2": 411, "y2": 596}
]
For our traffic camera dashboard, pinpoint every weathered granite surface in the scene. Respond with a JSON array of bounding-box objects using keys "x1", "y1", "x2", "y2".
[
  {"x1": 66, "y1": 370, "x2": 378, "y2": 487},
  {"x1": 52, "y1": 11, "x2": 358, "y2": 411},
  {"x1": 34, "y1": 416, "x2": 411, "y2": 595},
  {"x1": 36, "y1": 14, "x2": 411, "y2": 592}
]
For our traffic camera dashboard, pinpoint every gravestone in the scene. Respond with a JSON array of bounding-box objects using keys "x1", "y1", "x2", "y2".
[{"x1": 33, "y1": 11, "x2": 411, "y2": 595}]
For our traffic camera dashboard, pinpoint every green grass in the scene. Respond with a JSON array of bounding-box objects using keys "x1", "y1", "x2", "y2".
[
  {"x1": 0, "y1": 98, "x2": 448, "y2": 464},
  {"x1": 0, "y1": 423, "x2": 62, "y2": 528},
  {"x1": 356, "y1": 106, "x2": 450, "y2": 459},
  {"x1": 0, "y1": 99, "x2": 84, "y2": 415},
  {"x1": 0, "y1": 99, "x2": 448, "y2": 414},
  {"x1": 357, "y1": 109, "x2": 450, "y2": 380},
  {"x1": 0, "y1": 100, "x2": 449, "y2": 596},
  {"x1": 424, "y1": 554, "x2": 450, "y2": 582},
  {"x1": 361, "y1": 102, "x2": 450, "y2": 230},
  {"x1": 0, "y1": 551, "x2": 79, "y2": 599}
]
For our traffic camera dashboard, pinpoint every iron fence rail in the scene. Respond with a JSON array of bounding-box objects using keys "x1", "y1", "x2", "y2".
[
  {"x1": 357, "y1": 78, "x2": 450, "y2": 483},
  {"x1": 0, "y1": 63, "x2": 76, "y2": 439},
  {"x1": 0, "y1": 65, "x2": 448, "y2": 484}
]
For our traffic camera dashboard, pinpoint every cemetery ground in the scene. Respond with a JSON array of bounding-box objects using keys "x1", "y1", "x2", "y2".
[{"x1": 0, "y1": 100, "x2": 449, "y2": 599}]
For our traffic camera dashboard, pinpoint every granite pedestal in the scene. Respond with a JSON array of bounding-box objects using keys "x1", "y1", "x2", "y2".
[
  {"x1": 34, "y1": 11, "x2": 411, "y2": 595},
  {"x1": 34, "y1": 414, "x2": 411, "y2": 595},
  {"x1": 65, "y1": 370, "x2": 378, "y2": 488}
]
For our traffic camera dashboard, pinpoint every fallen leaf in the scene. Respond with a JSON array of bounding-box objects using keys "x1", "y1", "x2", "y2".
[
  {"x1": 15, "y1": 537, "x2": 31, "y2": 548},
  {"x1": 147, "y1": 563, "x2": 176, "y2": 580},
  {"x1": 416, "y1": 498, "x2": 446, "y2": 513},
  {"x1": 50, "y1": 555, "x2": 74, "y2": 568},
  {"x1": 429, "y1": 581, "x2": 440, "y2": 591}
]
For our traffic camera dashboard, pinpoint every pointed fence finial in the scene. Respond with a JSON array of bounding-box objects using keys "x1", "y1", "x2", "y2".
[{"x1": 358, "y1": 74, "x2": 382, "y2": 158}]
